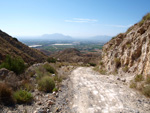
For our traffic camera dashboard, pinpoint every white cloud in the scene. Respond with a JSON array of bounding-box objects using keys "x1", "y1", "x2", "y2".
[
  {"x1": 65, "y1": 18, "x2": 98, "y2": 23},
  {"x1": 105, "y1": 24, "x2": 133, "y2": 28}
]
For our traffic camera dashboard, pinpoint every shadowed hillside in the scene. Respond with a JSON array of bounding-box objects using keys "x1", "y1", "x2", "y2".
[{"x1": 0, "y1": 30, "x2": 47, "y2": 64}]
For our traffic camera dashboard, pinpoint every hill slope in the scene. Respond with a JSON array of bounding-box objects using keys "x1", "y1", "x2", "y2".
[
  {"x1": 0, "y1": 30, "x2": 47, "y2": 64},
  {"x1": 102, "y1": 13, "x2": 150, "y2": 76},
  {"x1": 51, "y1": 48, "x2": 101, "y2": 64}
]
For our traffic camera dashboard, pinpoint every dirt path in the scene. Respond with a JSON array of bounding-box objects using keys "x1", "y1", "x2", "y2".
[{"x1": 54, "y1": 67, "x2": 150, "y2": 113}]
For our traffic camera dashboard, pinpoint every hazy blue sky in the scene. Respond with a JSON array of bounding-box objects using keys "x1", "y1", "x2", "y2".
[{"x1": 0, "y1": 0, "x2": 150, "y2": 37}]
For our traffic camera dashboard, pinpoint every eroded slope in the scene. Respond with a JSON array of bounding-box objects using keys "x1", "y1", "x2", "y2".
[{"x1": 102, "y1": 13, "x2": 150, "y2": 76}]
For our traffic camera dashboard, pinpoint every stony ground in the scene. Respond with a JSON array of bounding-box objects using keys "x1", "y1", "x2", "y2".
[
  {"x1": 54, "y1": 67, "x2": 150, "y2": 113},
  {"x1": 1, "y1": 67, "x2": 150, "y2": 113}
]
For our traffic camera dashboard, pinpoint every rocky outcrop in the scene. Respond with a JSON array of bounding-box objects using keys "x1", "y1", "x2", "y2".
[{"x1": 102, "y1": 13, "x2": 150, "y2": 76}]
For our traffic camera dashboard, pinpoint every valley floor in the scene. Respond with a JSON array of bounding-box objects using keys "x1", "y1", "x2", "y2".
[{"x1": 54, "y1": 67, "x2": 150, "y2": 113}]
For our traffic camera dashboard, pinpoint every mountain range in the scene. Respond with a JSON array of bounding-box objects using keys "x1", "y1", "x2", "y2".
[{"x1": 18, "y1": 33, "x2": 112, "y2": 43}]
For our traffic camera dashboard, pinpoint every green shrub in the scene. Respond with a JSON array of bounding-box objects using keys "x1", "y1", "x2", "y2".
[
  {"x1": 112, "y1": 69, "x2": 118, "y2": 75},
  {"x1": 27, "y1": 71, "x2": 35, "y2": 77},
  {"x1": 130, "y1": 81, "x2": 137, "y2": 88},
  {"x1": 21, "y1": 80, "x2": 34, "y2": 91},
  {"x1": 88, "y1": 62, "x2": 96, "y2": 66},
  {"x1": 47, "y1": 57, "x2": 57, "y2": 63},
  {"x1": 143, "y1": 13, "x2": 150, "y2": 20},
  {"x1": 112, "y1": 36, "x2": 116, "y2": 39},
  {"x1": 139, "y1": 13, "x2": 150, "y2": 26},
  {"x1": 134, "y1": 74, "x2": 144, "y2": 82},
  {"x1": 38, "y1": 76, "x2": 55, "y2": 93},
  {"x1": 13, "y1": 38, "x2": 18, "y2": 42},
  {"x1": 24, "y1": 83, "x2": 34, "y2": 91},
  {"x1": 0, "y1": 55, "x2": 26, "y2": 74},
  {"x1": 139, "y1": 19, "x2": 145, "y2": 27},
  {"x1": 93, "y1": 66, "x2": 106, "y2": 75},
  {"x1": 126, "y1": 26, "x2": 133, "y2": 34},
  {"x1": 146, "y1": 76, "x2": 150, "y2": 84},
  {"x1": 126, "y1": 44, "x2": 131, "y2": 48},
  {"x1": 53, "y1": 87, "x2": 58, "y2": 92},
  {"x1": 142, "y1": 85, "x2": 150, "y2": 97},
  {"x1": 99, "y1": 69, "x2": 106, "y2": 75},
  {"x1": 114, "y1": 58, "x2": 120, "y2": 63},
  {"x1": 0, "y1": 83, "x2": 14, "y2": 105},
  {"x1": 93, "y1": 66, "x2": 99, "y2": 71},
  {"x1": 99, "y1": 61, "x2": 103, "y2": 66},
  {"x1": 53, "y1": 75, "x2": 62, "y2": 83},
  {"x1": 35, "y1": 67, "x2": 45, "y2": 80},
  {"x1": 122, "y1": 65, "x2": 128, "y2": 72},
  {"x1": 43, "y1": 63, "x2": 56, "y2": 74},
  {"x1": 13, "y1": 90, "x2": 33, "y2": 104}
]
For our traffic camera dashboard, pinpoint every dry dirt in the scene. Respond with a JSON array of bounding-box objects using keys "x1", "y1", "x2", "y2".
[{"x1": 54, "y1": 67, "x2": 150, "y2": 113}]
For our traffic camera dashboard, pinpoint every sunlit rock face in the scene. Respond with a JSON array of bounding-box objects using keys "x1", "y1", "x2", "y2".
[{"x1": 102, "y1": 13, "x2": 150, "y2": 77}]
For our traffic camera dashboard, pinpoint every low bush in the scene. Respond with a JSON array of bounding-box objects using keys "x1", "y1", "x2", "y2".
[
  {"x1": 53, "y1": 75, "x2": 62, "y2": 83},
  {"x1": 93, "y1": 66, "x2": 99, "y2": 71},
  {"x1": 93, "y1": 66, "x2": 107, "y2": 75},
  {"x1": 126, "y1": 26, "x2": 133, "y2": 34},
  {"x1": 21, "y1": 80, "x2": 34, "y2": 91},
  {"x1": 130, "y1": 81, "x2": 137, "y2": 88},
  {"x1": 139, "y1": 13, "x2": 150, "y2": 27},
  {"x1": 13, "y1": 38, "x2": 18, "y2": 42},
  {"x1": 99, "y1": 61, "x2": 103, "y2": 66},
  {"x1": 13, "y1": 90, "x2": 33, "y2": 104},
  {"x1": 112, "y1": 36, "x2": 116, "y2": 39},
  {"x1": 0, "y1": 83, "x2": 14, "y2": 105},
  {"x1": 0, "y1": 55, "x2": 26, "y2": 74},
  {"x1": 99, "y1": 69, "x2": 106, "y2": 75},
  {"x1": 47, "y1": 57, "x2": 57, "y2": 63},
  {"x1": 142, "y1": 85, "x2": 150, "y2": 97},
  {"x1": 35, "y1": 67, "x2": 45, "y2": 80},
  {"x1": 43, "y1": 63, "x2": 56, "y2": 74},
  {"x1": 24, "y1": 83, "x2": 34, "y2": 91},
  {"x1": 146, "y1": 76, "x2": 150, "y2": 84},
  {"x1": 143, "y1": 13, "x2": 150, "y2": 20},
  {"x1": 139, "y1": 19, "x2": 145, "y2": 27},
  {"x1": 112, "y1": 69, "x2": 118, "y2": 75},
  {"x1": 52, "y1": 87, "x2": 58, "y2": 92},
  {"x1": 122, "y1": 65, "x2": 128, "y2": 72},
  {"x1": 38, "y1": 76, "x2": 55, "y2": 93},
  {"x1": 134, "y1": 74, "x2": 144, "y2": 82},
  {"x1": 27, "y1": 71, "x2": 35, "y2": 77},
  {"x1": 126, "y1": 44, "x2": 131, "y2": 48},
  {"x1": 88, "y1": 62, "x2": 96, "y2": 66}
]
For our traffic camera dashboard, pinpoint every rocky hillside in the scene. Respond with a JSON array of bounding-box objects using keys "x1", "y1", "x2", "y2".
[
  {"x1": 51, "y1": 48, "x2": 101, "y2": 64},
  {"x1": 0, "y1": 30, "x2": 47, "y2": 64},
  {"x1": 102, "y1": 13, "x2": 150, "y2": 76}
]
